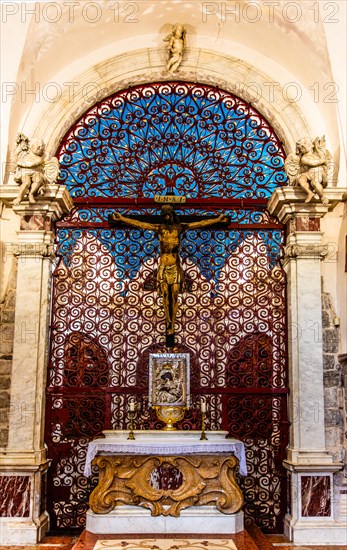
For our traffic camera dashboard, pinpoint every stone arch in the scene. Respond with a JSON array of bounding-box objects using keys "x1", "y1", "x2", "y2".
[{"x1": 20, "y1": 48, "x2": 311, "y2": 159}]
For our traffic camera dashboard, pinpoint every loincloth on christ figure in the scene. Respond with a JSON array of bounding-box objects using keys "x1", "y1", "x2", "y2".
[{"x1": 157, "y1": 263, "x2": 184, "y2": 294}]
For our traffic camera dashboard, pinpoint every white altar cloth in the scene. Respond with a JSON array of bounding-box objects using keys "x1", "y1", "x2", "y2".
[{"x1": 84, "y1": 430, "x2": 247, "y2": 477}]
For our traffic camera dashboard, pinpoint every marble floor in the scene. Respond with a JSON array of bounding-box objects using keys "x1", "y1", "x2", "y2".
[
  {"x1": 0, "y1": 534, "x2": 78, "y2": 550},
  {"x1": 0, "y1": 531, "x2": 346, "y2": 550}
]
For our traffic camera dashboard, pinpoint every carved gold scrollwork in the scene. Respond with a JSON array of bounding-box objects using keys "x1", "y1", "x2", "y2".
[{"x1": 89, "y1": 454, "x2": 244, "y2": 517}]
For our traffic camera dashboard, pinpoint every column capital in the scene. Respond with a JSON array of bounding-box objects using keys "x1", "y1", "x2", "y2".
[
  {"x1": 0, "y1": 184, "x2": 74, "y2": 229},
  {"x1": 11, "y1": 231, "x2": 55, "y2": 259},
  {"x1": 267, "y1": 186, "x2": 347, "y2": 226},
  {"x1": 284, "y1": 231, "x2": 328, "y2": 261}
]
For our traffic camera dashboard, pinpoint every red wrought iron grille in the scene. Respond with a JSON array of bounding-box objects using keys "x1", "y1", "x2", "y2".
[{"x1": 45, "y1": 81, "x2": 289, "y2": 533}]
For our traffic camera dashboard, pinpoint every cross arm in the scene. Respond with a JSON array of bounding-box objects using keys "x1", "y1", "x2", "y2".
[
  {"x1": 184, "y1": 213, "x2": 230, "y2": 230},
  {"x1": 108, "y1": 212, "x2": 159, "y2": 232}
]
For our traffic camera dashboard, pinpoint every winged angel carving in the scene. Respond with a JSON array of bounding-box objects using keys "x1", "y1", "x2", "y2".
[
  {"x1": 12, "y1": 133, "x2": 60, "y2": 206},
  {"x1": 284, "y1": 136, "x2": 333, "y2": 206}
]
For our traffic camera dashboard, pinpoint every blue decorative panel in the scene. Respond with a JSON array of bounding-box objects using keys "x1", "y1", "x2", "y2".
[{"x1": 57, "y1": 82, "x2": 286, "y2": 199}]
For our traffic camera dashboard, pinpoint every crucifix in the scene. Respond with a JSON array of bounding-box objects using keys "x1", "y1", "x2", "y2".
[{"x1": 109, "y1": 204, "x2": 229, "y2": 346}]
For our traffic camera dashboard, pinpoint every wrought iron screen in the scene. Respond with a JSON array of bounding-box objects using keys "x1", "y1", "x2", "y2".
[{"x1": 45, "y1": 82, "x2": 289, "y2": 532}]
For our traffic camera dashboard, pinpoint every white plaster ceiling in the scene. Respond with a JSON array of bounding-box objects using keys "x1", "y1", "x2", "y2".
[{"x1": 18, "y1": 0, "x2": 333, "y2": 90}]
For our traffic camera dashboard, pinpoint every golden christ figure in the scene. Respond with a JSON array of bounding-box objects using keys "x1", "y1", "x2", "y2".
[{"x1": 110, "y1": 205, "x2": 228, "y2": 336}]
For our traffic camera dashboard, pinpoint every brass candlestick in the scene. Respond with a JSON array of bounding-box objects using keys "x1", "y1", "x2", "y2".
[
  {"x1": 127, "y1": 409, "x2": 135, "y2": 440},
  {"x1": 200, "y1": 410, "x2": 208, "y2": 440}
]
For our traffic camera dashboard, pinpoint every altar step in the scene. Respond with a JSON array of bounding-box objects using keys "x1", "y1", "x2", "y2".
[
  {"x1": 71, "y1": 527, "x2": 277, "y2": 550},
  {"x1": 71, "y1": 527, "x2": 347, "y2": 549},
  {"x1": 2, "y1": 529, "x2": 346, "y2": 549}
]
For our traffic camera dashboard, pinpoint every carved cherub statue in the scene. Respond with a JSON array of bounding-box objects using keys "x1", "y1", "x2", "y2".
[
  {"x1": 12, "y1": 133, "x2": 60, "y2": 206},
  {"x1": 163, "y1": 23, "x2": 186, "y2": 74},
  {"x1": 284, "y1": 136, "x2": 333, "y2": 206}
]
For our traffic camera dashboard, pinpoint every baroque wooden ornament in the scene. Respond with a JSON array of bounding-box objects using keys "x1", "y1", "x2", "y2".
[{"x1": 89, "y1": 454, "x2": 244, "y2": 517}]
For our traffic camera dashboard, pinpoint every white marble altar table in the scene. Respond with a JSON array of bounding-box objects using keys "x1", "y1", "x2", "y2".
[
  {"x1": 85, "y1": 430, "x2": 246, "y2": 534},
  {"x1": 84, "y1": 429, "x2": 247, "y2": 476}
]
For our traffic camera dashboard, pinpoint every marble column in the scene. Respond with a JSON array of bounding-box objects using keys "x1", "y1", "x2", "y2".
[
  {"x1": 268, "y1": 187, "x2": 346, "y2": 545},
  {"x1": 0, "y1": 185, "x2": 73, "y2": 544}
]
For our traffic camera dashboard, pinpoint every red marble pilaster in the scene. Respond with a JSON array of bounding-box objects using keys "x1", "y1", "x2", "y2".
[
  {"x1": 0, "y1": 475, "x2": 31, "y2": 517},
  {"x1": 288, "y1": 216, "x2": 321, "y2": 233},
  {"x1": 20, "y1": 214, "x2": 52, "y2": 231},
  {"x1": 301, "y1": 475, "x2": 331, "y2": 517},
  {"x1": 287, "y1": 472, "x2": 292, "y2": 515}
]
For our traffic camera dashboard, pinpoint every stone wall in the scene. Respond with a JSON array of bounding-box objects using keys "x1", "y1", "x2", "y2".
[
  {"x1": 0, "y1": 257, "x2": 17, "y2": 447},
  {"x1": 338, "y1": 352, "x2": 347, "y2": 483},
  {"x1": 322, "y1": 287, "x2": 346, "y2": 482}
]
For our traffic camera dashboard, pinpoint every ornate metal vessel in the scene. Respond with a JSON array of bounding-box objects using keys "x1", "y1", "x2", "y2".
[{"x1": 154, "y1": 405, "x2": 186, "y2": 430}]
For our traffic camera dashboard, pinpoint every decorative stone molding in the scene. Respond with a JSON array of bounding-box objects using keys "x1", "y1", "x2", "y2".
[
  {"x1": 10, "y1": 236, "x2": 54, "y2": 260},
  {"x1": 285, "y1": 241, "x2": 329, "y2": 260},
  {"x1": 267, "y1": 187, "x2": 347, "y2": 225},
  {"x1": 0, "y1": 184, "x2": 74, "y2": 226}
]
